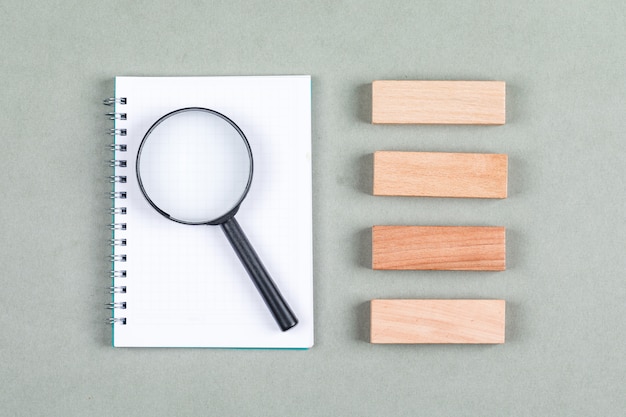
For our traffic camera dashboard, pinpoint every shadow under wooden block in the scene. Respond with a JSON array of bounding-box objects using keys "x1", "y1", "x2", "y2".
[
  {"x1": 372, "y1": 80, "x2": 506, "y2": 124},
  {"x1": 373, "y1": 151, "x2": 508, "y2": 199},
  {"x1": 370, "y1": 299, "x2": 506, "y2": 344},
  {"x1": 372, "y1": 226, "x2": 506, "y2": 271}
]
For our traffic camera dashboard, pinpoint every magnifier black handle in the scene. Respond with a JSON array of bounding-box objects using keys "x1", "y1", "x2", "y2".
[{"x1": 220, "y1": 217, "x2": 298, "y2": 332}]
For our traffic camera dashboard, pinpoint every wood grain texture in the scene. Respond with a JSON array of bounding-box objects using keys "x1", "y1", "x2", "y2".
[
  {"x1": 373, "y1": 151, "x2": 508, "y2": 198},
  {"x1": 372, "y1": 226, "x2": 506, "y2": 271},
  {"x1": 372, "y1": 80, "x2": 506, "y2": 124},
  {"x1": 370, "y1": 299, "x2": 506, "y2": 344}
]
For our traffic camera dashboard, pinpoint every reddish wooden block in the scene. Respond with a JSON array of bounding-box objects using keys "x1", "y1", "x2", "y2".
[{"x1": 372, "y1": 226, "x2": 506, "y2": 271}]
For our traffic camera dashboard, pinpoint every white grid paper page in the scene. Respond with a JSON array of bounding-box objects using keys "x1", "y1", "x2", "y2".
[{"x1": 111, "y1": 76, "x2": 313, "y2": 348}]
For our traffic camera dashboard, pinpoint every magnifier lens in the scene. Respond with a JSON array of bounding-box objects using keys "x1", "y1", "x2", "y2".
[{"x1": 138, "y1": 110, "x2": 251, "y2": 223}]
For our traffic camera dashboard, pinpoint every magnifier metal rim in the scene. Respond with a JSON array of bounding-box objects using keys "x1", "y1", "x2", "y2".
[{"x1": 136, "y1": 107, "x2": 254, "y2": 226}]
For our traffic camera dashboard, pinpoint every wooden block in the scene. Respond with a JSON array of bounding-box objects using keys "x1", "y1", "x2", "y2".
[
  {"x1": 372, "y1": 80, "x2": 506, "y2": 124},
  {"x1": 372, "y1": 226, "x2": 505, "y2": 271},
  {"x1": 370, "y1": 299, "x2": 506, "y2": 344},
  {"x1": 373, "y1": 151, "x2": 508, "y2": 199}
]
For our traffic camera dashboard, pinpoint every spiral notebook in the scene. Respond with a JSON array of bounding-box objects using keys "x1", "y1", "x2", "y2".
[{"x1": 107, "y1": 76, "x2": 313, "y2": 348}]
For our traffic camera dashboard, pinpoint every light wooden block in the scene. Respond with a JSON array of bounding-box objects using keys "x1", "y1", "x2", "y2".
[
  {"x1": 372, "y1": 226, "x2": 505, "y2": 271},
  {"x1": 372, "y1": 80, "x2": 506, "y2": 124},
  {"x1": 373, "y1": 151, "x2": 508, "y2": 199},
  {"x1": 370, "y1": 299, "x2": 506, "y2": 344}
]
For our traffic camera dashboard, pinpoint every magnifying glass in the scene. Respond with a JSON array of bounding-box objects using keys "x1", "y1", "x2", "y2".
[{"x1": 136, "y1": 107, "x2": 298, "y2": 331}]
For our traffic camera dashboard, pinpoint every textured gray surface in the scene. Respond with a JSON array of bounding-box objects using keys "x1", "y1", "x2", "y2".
[{"x1": 1, "y1": 1, "x2": 625, "y2": 416}]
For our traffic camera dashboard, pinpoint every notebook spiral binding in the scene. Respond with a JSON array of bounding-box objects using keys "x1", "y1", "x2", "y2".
[{"x1": 106, "y1": 96, "x2": 128, "y2": 326}]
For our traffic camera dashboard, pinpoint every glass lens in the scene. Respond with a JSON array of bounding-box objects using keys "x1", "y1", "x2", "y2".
[{"x1": 137, "y1": 109, "x2": 252, "y2": 223}]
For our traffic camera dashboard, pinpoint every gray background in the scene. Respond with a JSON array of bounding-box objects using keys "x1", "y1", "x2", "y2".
[{"x1": 1, "y1": 1, "x2": 624, "y2": 416}]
